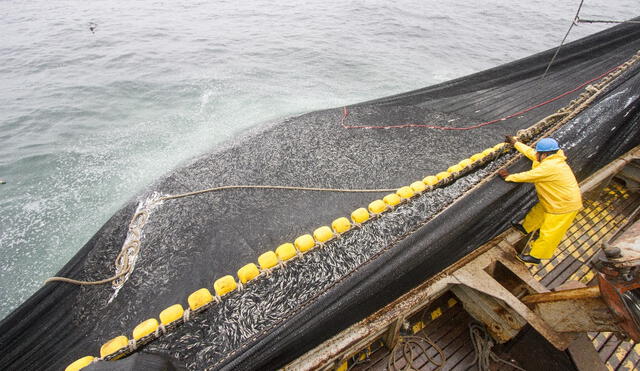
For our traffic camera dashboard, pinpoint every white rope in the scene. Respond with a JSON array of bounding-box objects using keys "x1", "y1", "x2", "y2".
[
  {"x1": 467, "y1": 323, "x2": 525, "y2": 371},
  {"x1": 128, "y1": 339, "x2": 137, "y2": 352}
]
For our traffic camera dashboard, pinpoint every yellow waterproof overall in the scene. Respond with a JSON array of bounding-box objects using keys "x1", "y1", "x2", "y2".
[
  {"x1": 506, "y1": 142, "x2": 583, "y2": 260},
  {"x1": 521, "y1": 203, "x2": 578, "y2": 259}
]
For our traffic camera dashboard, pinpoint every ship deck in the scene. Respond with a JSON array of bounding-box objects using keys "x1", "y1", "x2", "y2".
[{"x1": 348, "y1": 182, "x2": 640, "y2": 371}]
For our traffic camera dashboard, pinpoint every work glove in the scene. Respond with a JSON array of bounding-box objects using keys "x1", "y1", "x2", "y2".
[{"x1": 498, "y1": 169, "x2": 510, "y2": 179}]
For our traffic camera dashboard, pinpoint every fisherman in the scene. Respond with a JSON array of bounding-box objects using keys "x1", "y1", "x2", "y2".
[{"x1": 498, "y1": 136, "x2": 582, "y2": 265}]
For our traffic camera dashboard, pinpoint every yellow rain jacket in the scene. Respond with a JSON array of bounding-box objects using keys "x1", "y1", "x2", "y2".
[{"x1": 505, "y1": 142, "x2": 582, "y2": 214}]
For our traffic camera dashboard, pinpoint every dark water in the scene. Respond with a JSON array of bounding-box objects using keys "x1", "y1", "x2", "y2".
[{"x1": 0, "y1": 0, "x2": 636, "y2": 318}]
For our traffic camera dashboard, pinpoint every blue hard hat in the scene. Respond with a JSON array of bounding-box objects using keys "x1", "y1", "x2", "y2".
[{"x1": 535, "y1": 138, "x2": 560, "y2": 152}]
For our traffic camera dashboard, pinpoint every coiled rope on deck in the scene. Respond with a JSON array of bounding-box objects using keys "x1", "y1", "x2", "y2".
[
  {"x1": 387, "y1": 335, "x2": 445, "y2": 371},
  {"x1": 467, "y1": 323, "x2": 525, "y2": 371},
  {"x1": 387, "y1": 308, "x2": 447, "y2": 371}
]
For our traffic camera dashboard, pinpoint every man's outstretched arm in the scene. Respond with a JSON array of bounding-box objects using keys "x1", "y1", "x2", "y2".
[{"x1": 505, "y1": 164, "x2": 552, "y2": 183}]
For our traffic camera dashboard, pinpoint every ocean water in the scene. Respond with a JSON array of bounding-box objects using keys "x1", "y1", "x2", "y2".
[{"x1": 0, "y1": 0, "x2": 636, "y2": 319}]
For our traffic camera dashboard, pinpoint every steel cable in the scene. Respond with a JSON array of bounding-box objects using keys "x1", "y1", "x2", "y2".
[{"x1": 541, "y1": 0, "x2": 585, "y2": 81}]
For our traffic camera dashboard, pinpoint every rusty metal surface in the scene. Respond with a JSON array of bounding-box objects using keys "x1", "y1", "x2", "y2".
[
  {"x1": 520, "y1": 285, "x2": 620, "y2": 334},
  {"x1": 598, "y1": 273, "x2": 640, "y2": 342},
  {"x1": 522, "y1": 286, "x2": 601, "y2": 304},
  {"x1": 534, "y1": 296, "x2": 618, "y2": 333}
]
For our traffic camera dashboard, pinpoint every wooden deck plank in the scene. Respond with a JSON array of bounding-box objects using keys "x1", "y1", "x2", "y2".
[{"x1": 366, "y1": 306, "x2": 469, "y2": 370}]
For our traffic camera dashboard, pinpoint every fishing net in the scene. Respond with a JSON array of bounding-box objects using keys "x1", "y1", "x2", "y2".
[{"x1": 2, "y1": 19, "x2": 640, "y2": 371}]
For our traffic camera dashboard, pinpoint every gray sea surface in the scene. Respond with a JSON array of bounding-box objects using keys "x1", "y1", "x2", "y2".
[{"x1": 0, "y1": 0, "x2": 637, "y2": 319}]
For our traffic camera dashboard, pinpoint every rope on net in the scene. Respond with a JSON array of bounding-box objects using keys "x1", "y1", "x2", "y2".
[
  {"x1": 45, "y1": 211, "x2": 149, "y2": 286},
  {"x1": 44, "y1": 185, "x2": 397, "y2": 286},
  {"x1": 159, "y1": 184, "x2": 398, "y2": 201}
]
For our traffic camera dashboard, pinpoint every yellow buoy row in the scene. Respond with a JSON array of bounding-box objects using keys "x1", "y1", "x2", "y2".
[
  {"x1": 66, "y1": 142, "x2": 509, "y2": 371},
  {"x1": 67, "y1": 273, "x2": 245, "y2": 368},
  {"x1": 219, "y1": 142, "x2": 508, "y2": 296}
]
